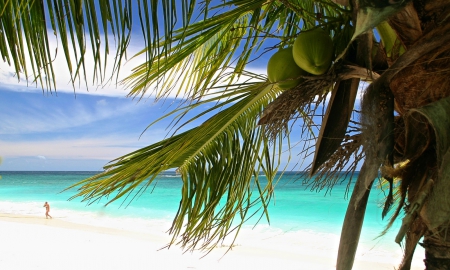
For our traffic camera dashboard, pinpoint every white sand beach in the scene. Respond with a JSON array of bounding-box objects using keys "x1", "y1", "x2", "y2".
[{"x1": 0, "y1": 213, "x2": 425, "y2": 270}]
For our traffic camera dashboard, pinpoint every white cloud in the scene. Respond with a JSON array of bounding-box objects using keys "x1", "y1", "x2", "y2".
[
  {"x1": 0, "y1": 32, "x2": 145, "y2": 98},
  {"x1": 96, "y1": 99, "x2": 108, "y2": 106},
  {"x1": 0, "y1": 131, "x2": 164, "y2": 160}
]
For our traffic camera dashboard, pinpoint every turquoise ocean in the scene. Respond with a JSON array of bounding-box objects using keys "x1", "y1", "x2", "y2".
[{"x1": 0, "y1": 171, "x2": 424, "y2": 266}]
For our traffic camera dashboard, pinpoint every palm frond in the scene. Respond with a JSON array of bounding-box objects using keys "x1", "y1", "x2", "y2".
[
  {"x1": 67, "y1": 80, "x2": 287, "y2": 250},
  {"x1": 64, "y1": 0, "x2": 354, "y2": 251},
  {"x1": 1, "y1": 0, "x2": 351, "y2": 95},
  {"x1": 0, "y1": 0, "x2": 134, "y2": 90},
  {"x1": 123, "y1": 0, "x2": 350, "y2": 100}
]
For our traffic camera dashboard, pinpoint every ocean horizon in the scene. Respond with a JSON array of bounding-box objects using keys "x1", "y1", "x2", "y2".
[{"x1": 0, "y1": 170, "x2": 424, "y2": 267}]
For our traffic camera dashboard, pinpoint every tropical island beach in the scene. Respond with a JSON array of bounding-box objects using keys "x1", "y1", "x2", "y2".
[
  {"x1": 2, "y1": 0, "x2": 450, "y2": 268},
  {"x1": 0, "y1": 171, "x2": 427, "y2": 270}
]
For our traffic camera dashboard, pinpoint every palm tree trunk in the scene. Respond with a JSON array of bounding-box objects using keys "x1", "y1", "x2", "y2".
[
  {"x1": 336, "y1": 162, "x2": 376, "y2": 270},
  {"x1": 422, "y1": 230, "x2": 450, "y2": 269},
  {"x1": 388, "y1": 1, "x2": 450, "y2": 269}
]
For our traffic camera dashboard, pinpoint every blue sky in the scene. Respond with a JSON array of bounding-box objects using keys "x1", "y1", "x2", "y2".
[
  {"x1": 0, "y1": 78, "x2": 318, "y2": 171},
  {"x1": 0, "y1": 86, "x2": 179, "y2": 171},
  {"x1": 0, "y1": 77, "x2": 301, "y2": 171}
]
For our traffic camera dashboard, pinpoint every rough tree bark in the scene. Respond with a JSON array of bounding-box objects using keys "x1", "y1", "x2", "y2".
[{"x1": 389, "y1": 0, "x2": 450, "y2": 269}]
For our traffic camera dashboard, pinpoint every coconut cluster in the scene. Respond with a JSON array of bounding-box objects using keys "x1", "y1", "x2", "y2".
[{"x1": 267, "y1": 28, "x2": 333, "y2": 90}]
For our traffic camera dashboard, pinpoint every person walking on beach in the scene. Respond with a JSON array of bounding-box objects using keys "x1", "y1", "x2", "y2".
[{"x1": 43, "y1": 202, "x2": 52, "y2": 219}]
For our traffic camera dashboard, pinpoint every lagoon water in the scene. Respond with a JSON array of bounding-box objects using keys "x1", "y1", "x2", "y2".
[{"x1": 0, "y1": 171, "x2": 424, "y2": 267}]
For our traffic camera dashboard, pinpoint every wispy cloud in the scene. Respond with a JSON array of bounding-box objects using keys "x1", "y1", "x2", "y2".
[
  {"x1": 2, "y1": 138, "x2": 132, "y2": 160},
  {"x1": 0, "y1": 91, "x2": 159, "y2": 135},
  {"x1": 0, "y1": 127, "x2": 169, "y2": 159}
]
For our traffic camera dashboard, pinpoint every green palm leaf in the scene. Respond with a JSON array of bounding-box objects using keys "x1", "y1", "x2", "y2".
[
  {"x1": 124, "y1": 0, "x2": 349, "y2": 100},
  {"x1": 60, "y1": 0, "x2": 350, "y2": 252},
  {"x1": 0, "y1": 0, "x2": 134, "y2": 90},
  {"x1": 0, "y1": 0, "x2": 349, "y2": 94},
  {"x1": 67, "y1": 80, "x2": 287, "y2": 250}
]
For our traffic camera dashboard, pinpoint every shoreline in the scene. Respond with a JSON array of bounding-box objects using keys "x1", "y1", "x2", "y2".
[{"x1": 0, "y1": 213, "x2": 425, "y2": 269}]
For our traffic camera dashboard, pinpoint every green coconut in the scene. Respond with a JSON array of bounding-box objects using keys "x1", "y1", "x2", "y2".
[
  {"x1": 267, "y1": 47, "x2": 307, "y2": 90},
  {"x1": 293, "y1": 28, "x2": 334, "y2": 75}
]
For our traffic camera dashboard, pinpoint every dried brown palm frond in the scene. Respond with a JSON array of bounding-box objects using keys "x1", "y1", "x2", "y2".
[
  {"x1": 303, "y1": 133, "x2": 364, "y2": 194},
  {"x1": 258, "y1": 73, "x2": 333, "y2": 138}
]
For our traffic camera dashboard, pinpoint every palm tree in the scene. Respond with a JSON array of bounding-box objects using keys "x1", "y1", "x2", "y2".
[{"x1": 2, "y1": 0, "x2": 450, "y2": 269}]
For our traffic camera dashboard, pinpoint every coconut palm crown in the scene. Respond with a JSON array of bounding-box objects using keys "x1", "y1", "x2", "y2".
[{"x1": 2, "y1": 0, "x2": 450, "y2": 269}]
